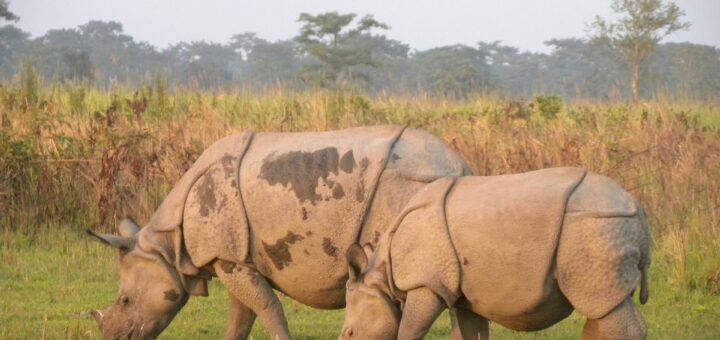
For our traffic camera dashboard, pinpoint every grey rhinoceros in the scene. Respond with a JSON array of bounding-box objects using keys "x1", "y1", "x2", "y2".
[
  {"x1": 86, "y1": 125, "x2": 472, "y2": 339},
  {"x1": 341, "y1": 167, "x2": 652, "y2": 340}
]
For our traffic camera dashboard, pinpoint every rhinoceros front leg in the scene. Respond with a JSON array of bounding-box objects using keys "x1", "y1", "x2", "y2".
[
  {"x1": 398, "y1": 287, "x2": 446, "y2": 340},
  {"x1": 214, "y1": 261, "x2": 291, "y2": 340},
  {"x1": 226, "y1": 296, "x2": 256, "y2": 340}
]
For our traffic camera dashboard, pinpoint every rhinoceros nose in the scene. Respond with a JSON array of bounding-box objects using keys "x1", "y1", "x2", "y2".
[{"x1": 90, "y1": 309, "x2": 103, "y2": 328}]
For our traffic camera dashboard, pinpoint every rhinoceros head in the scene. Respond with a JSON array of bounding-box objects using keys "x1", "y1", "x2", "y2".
[
  {"x1": 340, "y1": 243, "x2": 401, "y2": 340},
  {"x1": 87, "y1": 218, "x2": 189, "y2": 340}
]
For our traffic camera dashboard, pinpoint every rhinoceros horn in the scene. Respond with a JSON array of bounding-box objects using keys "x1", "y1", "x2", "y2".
[{"x1": 89, "y1": 309, "x2": 103, "y2": 328}]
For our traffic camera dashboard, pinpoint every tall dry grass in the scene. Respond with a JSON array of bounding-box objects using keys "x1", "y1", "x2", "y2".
[{"x1": 1, "y1": 83, "x2": 718, "y2": 297}]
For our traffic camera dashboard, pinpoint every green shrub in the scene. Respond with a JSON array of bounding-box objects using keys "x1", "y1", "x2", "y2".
[{"x1": 533, "y1": 94, "x2": 563, "y2": 119}]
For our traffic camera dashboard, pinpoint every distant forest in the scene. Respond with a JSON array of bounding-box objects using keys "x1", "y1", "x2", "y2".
[{"x1": 1, "y1": 17, "x2": 719, "y2": 101}]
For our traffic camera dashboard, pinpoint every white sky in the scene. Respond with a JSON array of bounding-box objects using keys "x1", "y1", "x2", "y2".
[{"x1": 8, "y1": 0, "x2": 720, "y2": 52}]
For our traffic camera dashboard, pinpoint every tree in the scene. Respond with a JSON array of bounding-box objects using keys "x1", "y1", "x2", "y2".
[
  {"x1": 23, "y1": 28, "x2": 86, "y2": 81},
  {"x1": 410, "y1": 45, "x2": 494, "y2": 98},
  {"x1": 78, "y1": 21, "x2": 139, "y2": 87},
  {"x1": 646, "y1": 43, "x2": 720, "y2": 100},
  {"x1": 590, "y1": 0, "x2": 690, "y2": 103},
  {"x1": 239, "y1": 39, "x2": 304, "y2": 88},
  {"x1": 62, "y1": 50, "x2": 93, "y2": 82},
  {"x1": 296, "y1": 12, "x2": 388, "y2": 88},
  {"x1": 167, "y1": 41, "x2": 238, "y2": 89},
  {"x1": 228, "y1": 32, "x2": 262, "y2": 60},
  {"x1": 341, "y1": 34, "x2": 409, "y2": 92},
  {"x1": 478, "y1": 41, "x2": 544, "y2": 98},
  {"x1": 0, "y1": 25, "x2": 29, "y2": 79},
  {"x1": 543, "y1": 39, "x2": 627, "y2": 99},
  {"x1": 0, "y1": 0, "x2": 18, "y2": 22}
]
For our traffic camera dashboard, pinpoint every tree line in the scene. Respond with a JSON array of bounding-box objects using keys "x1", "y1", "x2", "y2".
[{"x1": 1, "y1": 1, "x2": 718, "y2": 101}]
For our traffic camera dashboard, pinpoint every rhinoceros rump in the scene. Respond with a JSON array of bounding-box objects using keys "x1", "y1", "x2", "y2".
[{"x1": 88, "y1": 125, "x2": 471, "y2": 340}]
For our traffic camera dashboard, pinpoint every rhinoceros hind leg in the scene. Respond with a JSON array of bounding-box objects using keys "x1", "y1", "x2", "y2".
[
  {"x1": 581, "y1": 297, "x2": 647, "y2": 340},
  {"x1": 225, "y1": 296, "x2": 257, "y2": 340},
  {"x1": 451, "y1": 307, "x2": 489, "y2": 340},
  {"x1": 214, "y1": 261, "x2": 291, "y2": 340}
]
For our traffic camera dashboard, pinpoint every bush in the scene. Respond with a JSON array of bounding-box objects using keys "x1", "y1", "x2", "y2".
[{"x1": 533, "y1": 94, "x2": 563, "y2": 119}]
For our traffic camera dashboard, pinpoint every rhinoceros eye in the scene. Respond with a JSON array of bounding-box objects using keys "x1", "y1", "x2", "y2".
[{"x1": 121, "y1": 296, "x2": 131, "y2": 306}]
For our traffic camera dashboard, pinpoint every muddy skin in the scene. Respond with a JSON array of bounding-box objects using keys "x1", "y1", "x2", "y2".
[
  {"x1": 195, "y1": 168, "x2": 218, "y2": 217},
  {"x1": 163, "y1": 289, "x2": 180, "y2": 302},
  {"x1": 218, "y1": 260, "x2": 240, "y2": 274},
  {"x1": 262, "y1": 231, "x2": 305, "y2": 270},
  {"x1": 322, "y1": 238, "x2": 339, "y2": 258},
  {"x1": 373, "y1": 230, "x2": 381, "y2": 244},
  {"x1": 355, "y1": 157, "x2": 370, "y2": 202},
  {"x1": 339, "y1": 150, "x2": 356, "y2": 173},
  {"x1": 220, "y1": 154, "x2": 237, "y2": 179},
  {"x1": 331, "y1": 184, "x2": 345, "y2": 199},
  {"x1": 259, "y1": 147, "x2": 343, "y2": 205},
  {"x1": 301, "y1": 207, "x2": 309, "y2": 220}
]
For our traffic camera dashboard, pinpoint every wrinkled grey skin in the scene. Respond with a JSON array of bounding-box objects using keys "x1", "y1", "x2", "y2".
[
  {"x1": 341, "y1": 169, "x2": 651, "y2": 340},
  {"x1": 87, "y1": 126, "x2": 472, "y2": 340}
]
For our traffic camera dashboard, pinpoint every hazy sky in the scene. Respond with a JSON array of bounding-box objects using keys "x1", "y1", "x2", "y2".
[{"x1": 9, "y1": 0, "x2": 720, "y2": 52}]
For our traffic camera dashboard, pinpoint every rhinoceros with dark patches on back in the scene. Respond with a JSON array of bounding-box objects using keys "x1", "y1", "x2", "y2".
[{"x1": 86, "y1": 125, "x2": 472, "y2": 340}]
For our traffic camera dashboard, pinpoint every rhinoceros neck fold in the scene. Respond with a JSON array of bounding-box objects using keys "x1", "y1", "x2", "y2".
[
  {"x1": 384, "y1": 177, "x2": 460, "y2": 308},
  {"x1": 351, "y1": 124, "x2": 408, "y2": 245}
]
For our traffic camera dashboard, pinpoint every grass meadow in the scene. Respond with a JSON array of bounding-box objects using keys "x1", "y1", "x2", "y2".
[{"x1": 1, "y1": 83, "x2": 719, "y2": 339}]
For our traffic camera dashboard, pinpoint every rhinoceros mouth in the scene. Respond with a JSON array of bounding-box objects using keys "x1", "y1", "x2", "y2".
[
  {"x1": 112, "y1": 323, "x2": 152, "y2": 340},
  {"x1": 114, "y1": 324, "x2": 135, "y2": 340}
]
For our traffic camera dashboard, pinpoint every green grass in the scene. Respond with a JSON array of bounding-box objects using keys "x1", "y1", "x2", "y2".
[{"x1": 1, "y1": 228, "x2": 718, "y2": 339}]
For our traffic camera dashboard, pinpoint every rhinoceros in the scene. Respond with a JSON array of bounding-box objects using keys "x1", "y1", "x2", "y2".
[
  {"x1": 341, "y1": 167, "x2": 652, "y2": 340},
  {"x1": 86, "y1": 125, "x2": 472, "y2": 339}
]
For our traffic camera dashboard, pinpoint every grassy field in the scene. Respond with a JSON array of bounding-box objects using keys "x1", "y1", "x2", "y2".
[
  {"x1": 1, "y1": 229, "x2": 719, "y2": 339},
  {"x1": 1, "y1": 84, "x2": 719, "y2": 339}
]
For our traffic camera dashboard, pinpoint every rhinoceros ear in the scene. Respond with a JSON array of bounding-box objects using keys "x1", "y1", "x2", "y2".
[
  {"x1": 118, "y1": 218, "x2": 140, "y2": 237},
  {"x1": 347, "y1": 243, "x2": 368, "y2": 282},
  {"x1": 86, "y1": 229, "x2": 135, "y2": 252}
]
